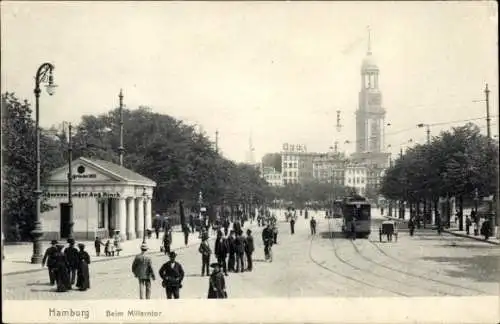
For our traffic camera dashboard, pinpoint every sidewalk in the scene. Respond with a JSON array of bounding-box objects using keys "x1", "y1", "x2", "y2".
[
  {"x1": 384, "y1": 216, "x2": 500, "y2": 245},
  {"x1": 2, "y1": 220, "x2": 265, "y2": 276}
]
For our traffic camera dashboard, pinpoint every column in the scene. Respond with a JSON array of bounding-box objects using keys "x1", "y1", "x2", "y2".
[
  {"x1": 145, "y1": 198, "x2": 152, "y2": 231},
  {"x1": 103, "y1": 199, "x2": 109, "y2": 230},
  {"x1": 126, "y1": 197, "x2": 136, "y2": 240},
  {"x1": 117, "y1": 197, "x2": 127, "y2": 241},
  {"x1": 136, "y1": 197, "x2": 144, "y2": 239}
]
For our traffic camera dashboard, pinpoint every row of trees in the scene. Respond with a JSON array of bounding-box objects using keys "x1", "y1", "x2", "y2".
[
  {"x1": 2, "y1": 92, "x2": 270, "y2": 240},
  {"x1": 379, "y1": 123, "x2": 498, "y2": 226}
]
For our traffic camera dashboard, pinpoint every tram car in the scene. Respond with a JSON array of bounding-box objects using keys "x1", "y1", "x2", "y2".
[{"x1": 340, "y1": 195, "x2": 371, "y2": 238}]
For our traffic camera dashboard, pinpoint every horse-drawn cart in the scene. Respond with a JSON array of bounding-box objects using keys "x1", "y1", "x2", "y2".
[{"x1": 379, "y1": 220, "x2": 398, "y2": 242}]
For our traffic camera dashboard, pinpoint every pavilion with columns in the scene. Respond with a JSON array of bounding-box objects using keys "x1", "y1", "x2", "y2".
[{"x1": 42, "y1": 157, "x2": 156, "y2": 241}]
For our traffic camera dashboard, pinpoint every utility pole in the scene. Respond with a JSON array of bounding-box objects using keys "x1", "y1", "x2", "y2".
[
  {"x1": 485, "y1": 84, "x2": 491, "y2": 140},
  {"x1": 215, "y1": 130, "x2": 219, "y2": 154},
  {"x1": 118, "y1": 89, "x2": 124, "y2": 166},
  {"x1": 67, "y1": 123, "x2": 74, "y2": 239},
  {"x1": 485, "y1": 83, "x2": 499, "y2": 238}
]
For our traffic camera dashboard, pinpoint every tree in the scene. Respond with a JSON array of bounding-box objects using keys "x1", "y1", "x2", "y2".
[{"x1": 2, "y1": 92, "x2": 65, "y2": 241}]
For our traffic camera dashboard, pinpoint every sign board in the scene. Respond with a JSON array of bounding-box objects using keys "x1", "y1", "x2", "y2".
[
  {"x1": 282, "y1": 143, "x2": 307, "y2": 153},
  {"x1": 43, "y1": 192, "x2": 121, "y2": 198}
]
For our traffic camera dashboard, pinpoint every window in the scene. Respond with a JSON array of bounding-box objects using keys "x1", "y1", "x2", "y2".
[{"x1": 98, "y1": 201, "x2": 105, "y2": 228}]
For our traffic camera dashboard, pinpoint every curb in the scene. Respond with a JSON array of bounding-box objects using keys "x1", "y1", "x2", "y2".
[{"x1": 443, "y1": 230, "x2": 500, "y2": 246}]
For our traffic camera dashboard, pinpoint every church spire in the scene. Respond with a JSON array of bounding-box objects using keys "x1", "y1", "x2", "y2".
[{"x1": 367, "y1": 25, "x2": 372, "y2": 55}]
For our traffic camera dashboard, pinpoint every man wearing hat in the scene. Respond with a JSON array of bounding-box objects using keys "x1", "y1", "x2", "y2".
[
  {"x1": 207, "y1": 262, "x2": 227, "y2": 299},
  {"x1": 131, "y1": 243, "x2": 156, "y2": 299},
  {"x1": 159, "y1": 251, "x2": 185, "y2": 299},
  {"x1": 42, "y1": 240, "x2": 59, "y2": 285},
  {"x1": 64, "y1": 238, "x2": 80, "y2": 287},
  {"x1": 244, "y1": 229, "x2": 255, "y2": 272},
  {"x1": 198, "y1": 235, "x2": 212, "y2": 276}
]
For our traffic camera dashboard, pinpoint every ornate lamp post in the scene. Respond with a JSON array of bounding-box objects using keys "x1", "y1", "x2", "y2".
[{"x1": 31, "y1": 63, "x2": 57, "y2": 264}]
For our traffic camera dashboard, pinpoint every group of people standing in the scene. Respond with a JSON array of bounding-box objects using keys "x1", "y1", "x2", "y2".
[{"x1": 42, "y1": 238, "x2": 91, "y2": 292}]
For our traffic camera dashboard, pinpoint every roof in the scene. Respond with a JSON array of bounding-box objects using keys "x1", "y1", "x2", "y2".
[
  {"x1": 84, "y1": 158, "x2": 156, "y2": 185},
  {"x1": 361, "y1": 53, "x2": 379, "y2": 71}
]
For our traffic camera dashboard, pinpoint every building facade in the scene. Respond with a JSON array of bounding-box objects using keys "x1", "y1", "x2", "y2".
[
  {"x1": 313, "y1": 152, "x2": 348, "y2": 185},
  {"x1": 262, "y1": 166, "x2": 283, "y2": 187},
  {"x1": 281, "y1": 143, "x2": 321, "y2": 185},
  {"x1": 42, "y1": 157, "x2": 156, "y2": 241},
  {"x1": 344, "y1": 163, "x2": 368, "y2": 196}
]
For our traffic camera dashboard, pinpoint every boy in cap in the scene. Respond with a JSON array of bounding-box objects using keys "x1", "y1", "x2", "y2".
[
  {"x1": 159, "y1": 251, "x2": 185, "y2": 299},
  {"x1": 131, "y1": 243, "x2": 156, "y2": 299},
  {"x1": 42, "y1": 240, "x2": 59, "y2": 285}
]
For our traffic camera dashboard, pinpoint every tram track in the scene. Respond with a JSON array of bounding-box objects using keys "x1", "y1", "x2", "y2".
[
  {"x1": 308, "y1": 234, "x2": 410, "y2": 297},
  {"x1": 351, "y1": 239, "x2": 489, "y2": 295}
]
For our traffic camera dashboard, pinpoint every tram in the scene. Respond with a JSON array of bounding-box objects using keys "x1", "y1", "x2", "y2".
[{"x1": 340, "y1": 195, "x2": 371, "y2": 238}]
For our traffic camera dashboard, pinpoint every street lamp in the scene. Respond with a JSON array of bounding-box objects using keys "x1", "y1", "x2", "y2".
[
  {"x1": 142, "y1": 187, "x2": 147, "y2": 244},
  {"x1": 67, "y1": 123, "x2": 74, "y2": 239},
  {"x1": 32, "y1": 63, "x2": 57, "y2": 264}
]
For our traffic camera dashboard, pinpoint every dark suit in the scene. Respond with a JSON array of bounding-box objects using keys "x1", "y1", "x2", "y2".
[
  {"x1": 42, "y1": 246, "x2": 58, "y2": 285},
  {"x1": 159, "y1": 261, "x2": 184, "y2": 299},
  {"x1": 199, "y1": 241, "x2": 212, "y2": 276},
  {"x1": 215, "y1": 237, "x2": 228, "y2": 275},
  {"x1": 227, "y1": 236, "x2": 236, "y2": 272},
  {"x1": 244, "y1": 235, "x2": 254, "y2": 271},
  {"x1": 131, "y1": 253, "x2": 155, "y2": 299},
  {"x1": 234, "y1": 236, "x2": 245, "y2": 272},
  {"x1": 64, "y1": 246, "x2": 80, "y2": 285}
]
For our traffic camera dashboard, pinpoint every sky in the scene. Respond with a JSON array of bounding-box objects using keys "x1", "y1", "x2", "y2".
[{"x1": 1, "y1": 1, "x2": 498, "y2": 163}]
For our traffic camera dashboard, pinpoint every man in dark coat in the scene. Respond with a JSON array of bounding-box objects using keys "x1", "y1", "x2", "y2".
[
  {"x1": 207, "y1": 263, "x2": 227, "y2": 299},
  {"x1": 76, "y1": 243, "x2": 91, "y2": 291},
  {"x1": 262, "y1": 224, "x2": 274, "y2": 261},
  {"x1": 189, "y1": 214, "x2": 195, "y2": 233},
  {"x1": 223, "y1": 219, "x2": 230, "y2": 236},
  {"x1": 214, "y1": 230, "x2": 228, "y2": 276},
  {"x1": 244, "y1": 229, "x2": 254, "y2": 271},
  {"x1": 290, "y1": 217, "x2": 296, "y2": 235},
  {"x1": 182, "y1": 223, "x2": 190, "y2": 246},
  {"x1": 54, "y1": 244, "x2": 71, "y2": 292},
  {"x1": 234, "y1": 231, "x2": 246, "y2": 273},
  {"x1": 310, "y1": 217, "x2": 317, "y2": 235},
  {"x1": 159, "y1": 251, "x2": 185, "y2": 299},
  {"x1": 227, "y1": 231, "x2": 236, "y2": 272},
  {"x1": 199, "y1": 236, "x2": 212, "y2": 276},
  {"x1": 42, "y1": 240, "x2": 58, "y2": 285},
  {"x1": 64, "y1": 239, "x2": 80, "y2": 287}
]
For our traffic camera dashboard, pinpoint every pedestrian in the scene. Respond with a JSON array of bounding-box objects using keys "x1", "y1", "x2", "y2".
[
  {"x1": 408, "y1": 217, "x2": 415, "y2": 236},
  {"x1": 214, "y1": 230, "x2": 228, "y2": 276},
  {"x1": 64, "y1": 238, "x2": 80, "y2": 287},
  {"x1": 234, "y1": 231, "x2": 245, "y2": 273},
  {"x1": 245, "y1": 229, "x2": 254, "y2": 272},
  {"x1": 42, "y1": 240, "x2": 58, "y2": 285},
  {"x1": 155, "y1": 219, "x2": 161, "y2": 239},
  {"x1": 227, "y1": 230, "x2": 236, "y2": 272},
  {"x1": 207, "y1": 263, "x2": 227, "y2": 299},
  {"x1": 273, "y1": 223, "x2": 279, "y2": 244},
  {"x1": 465, "y1": 215, "x2": 472, "y2": 235},
  {"x1": 94, "y1": 236, "x2": 104, "y2": 257},
  {"x1": 54, "y1": 243, "x2": 71, "y2": 292},
  {"x1": 131, "y1": 243, "x2": 156, "y2": 299},
  {"x1": 310, "y1": 217, "x2": 317, "y2": 235},
  {"x1": 162, "y1": 230, "x2": 172, "y2": 255},
  {"x1": 76, "y1": 243, "x2": 90, "y2": 291},
  {"x1": 223, "y1": 219, "x2": 230, "y2": 236},
  {"x1": 190, "y1": 214, "x2": 195, "y2": 233},
  {"x1": 290, "y1": 217, "x2": 296, "y2": 235},
  {"x1": 105, "y1": 239, "x2": 114, "y2": 256},
  {"x1": 304, "y1": 209, "x2": 309, "y2": 219},
  {"x1": 199, "y1": 235, "x2": 212, "y2": 276},
  {"x1": 481, "y1": 220, "x2": 491, "y2": 240},
  {"x1": 350, "y1": 220, "x2": 356, "y2": 240},
  {"x1": 262, "y1": 224, "x2": 274, "y2": 262},
  {"x1": 159, "y1": 251, "x2": 185, "y2": 299},
  {"x1": 113, "y1": 231, "x2": 122, "y2": 256},
  {"x1": 182, "y1": 223, "x2": 190, "y2": 246}
]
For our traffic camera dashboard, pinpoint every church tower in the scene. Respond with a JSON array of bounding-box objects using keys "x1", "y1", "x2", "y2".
[{"x1": 355, "y1": 27, "x2": 386, "y2": 154}]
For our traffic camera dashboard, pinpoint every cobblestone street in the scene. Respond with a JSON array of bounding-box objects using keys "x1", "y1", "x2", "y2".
[{"x1": 3, "y1": 210, "x2": 499, "y2": 300}]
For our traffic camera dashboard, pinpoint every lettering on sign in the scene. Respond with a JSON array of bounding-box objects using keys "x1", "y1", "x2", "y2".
[
  {"x1": 72, "y1": 174, "x2": 97, "y2": 179},
  {"x1": 44, "y1": 192, "x2": 121, "y2": 198}
]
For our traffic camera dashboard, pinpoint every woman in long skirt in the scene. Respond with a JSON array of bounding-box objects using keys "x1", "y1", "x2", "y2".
[
  {"x1": 76, "y1": 243, "x2": 91, "y2": 291},
  {"x1": 54, "y1": 244, "x2": 71, "y2": 292}
]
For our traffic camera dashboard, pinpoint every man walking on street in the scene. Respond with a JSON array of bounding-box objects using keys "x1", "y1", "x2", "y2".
[
  {"x1": 310, "y1": 217, "x2": 317, "y2": 235},
  {"x1": 42, "y1": 240, "x2": 59, "y2": 285},
  {"x1": 465, "y1": 215, "x2": 472, "y2": 235},
  {"x1": 214, "y1": 230, "x2": 228, "y2": 276},
  {"x1": 182, "y1": 223, "x2": 190, "y2": 246},
  {"x1": 199, "y1": 235, "x2": 212, "y2": 276},
  {"x1": 227, "y1": 230, "x2": 236, "y2": 272},
  {"x1": 234, "y1": 231, "x2": 245, "y2": 273},
  {"x1": 159, "y1": 251, "x2": 184, "y2": 299},
  {"x1": 64, "y1": 238, "x2": 80, "y2": 287},
  {"x1": 290, "y1": 216, "x2": 296, "y2": 235},
  {"x1": 245, "y1": 229, "x2": 254, "y2": 271},
  {"x1": 131, "y1": 243, "x2": 155, "y2": 299},
  {"x1": 262, "y1": 224, "x2": 274, "y2": 262}
]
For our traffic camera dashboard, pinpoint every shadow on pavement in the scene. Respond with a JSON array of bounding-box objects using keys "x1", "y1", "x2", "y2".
[
  {"x1": 26, "y1": 282, "x2": 51, "y2": 287},
  {"x1": 421, "y1": 255, "x2": 500, "y2": 283}
]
